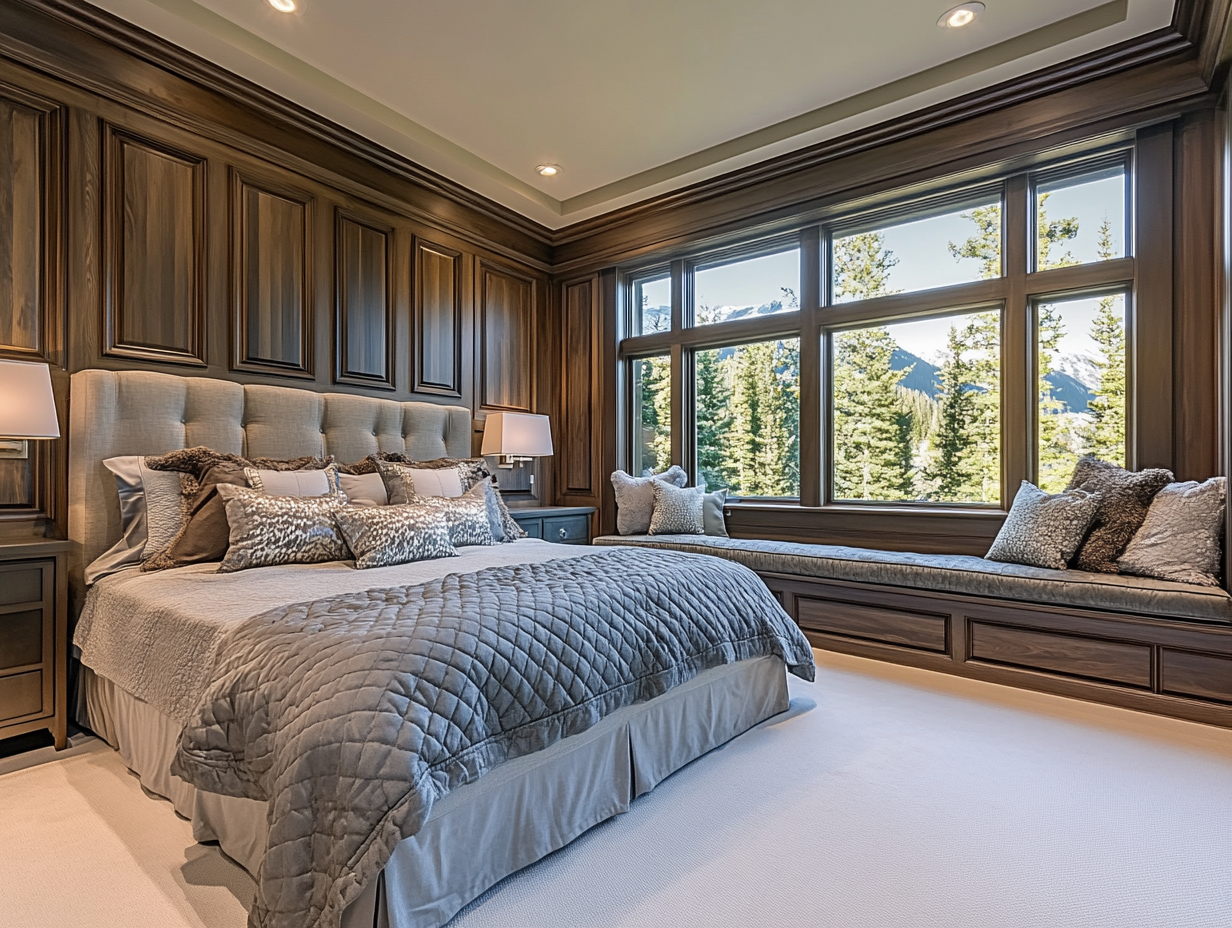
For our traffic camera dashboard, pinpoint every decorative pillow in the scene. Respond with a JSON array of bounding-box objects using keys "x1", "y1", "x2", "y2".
[
  {"x1": 985, "y1": 481, "x2": 1100, "y2": 570},
  {"x1": 338, "y1": 472, "x2": 388, "y2": 506},
  {"x1": 215, "y1": 484, "x2": 350, "y2": 573},
  {"x1": 650, "y1": 483, "x2": 705, "y2": 535},
  {"x1": 376, "y1": 460, "x2": 465, "y2": 505},
  {"x1": 85, "y1": 456, "x2": 188, "y2": 584},
  {"x1": 1117, "y1": 478, "x2": 1226, "y2": 587},
  {"x1": 333, "y1": 505, "x2": 457, "y2": 569},
  {"x1": 244, "y1": 463, "x2": 343, "y2": 498},
  {"x1": 1065, "y1": 457, "x2": 1172, "y2": 572},
  {"x1": 406, "y1": 483, "x2": 497, "y2": 548},
  {"x1": 702, "y1": 488, "x2": 729, "y2": 538},
  {"x1": 612, "y1": 466, "x2": 689, "y2": 535},
  {"x1": 142, "y1": 448, "x2": 332, "y2": 571}
]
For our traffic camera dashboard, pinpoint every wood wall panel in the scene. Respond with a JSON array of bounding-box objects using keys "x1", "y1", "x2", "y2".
[
  {"x1": 335, "y1": 209, "x2": 394, "y2": 390},
  {"x1": 414, "y1": 239, "x2": 463, "y2": 397},
  {"x1": 231, "y1": 170, "x2": 313, "y2": 378},
  {"x1": 103, "y1": 126, "x2": 205, "y2": 366},
  {"x1": 561, "y1": 277, "x2": 596, "y2": 494},
  {"x1": 479, "y1": 262, "x2": 533, "y2": 412}
]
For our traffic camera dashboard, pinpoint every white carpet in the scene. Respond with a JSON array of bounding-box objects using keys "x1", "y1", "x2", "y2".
[{"x1": 2, "y1": 651, "x2": 1230, "y2": 928}]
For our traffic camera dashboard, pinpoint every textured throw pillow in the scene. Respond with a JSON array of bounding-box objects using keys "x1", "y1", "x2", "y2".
[
  {"x1": 649, "y1": 483, "x2": 705, "y2": 535},
  {"x1": 406, "y1": 482, "x2": 497, "y2": 547},
  {"x1": 985, "y1": 481, "x2": 1100, "y2": 570},
  {"x1": 376, "y1": 460, "x2": 465, "y2": 505},
  {"x1": 1065, "y1": 457, "x2": 1172, "y2": 572},
  {"x1": 1117, "y1": 478, "x2": 1226, "y2": 587},
  {"x1": 338, "y1": 472, "x2": 388, "y2": 506},
  {"x1": 702, "y1": 488, "x2": 729, "y2": 538},
  {"x1": 333, "y1": 505, "x2": 458, "y2": 569},
  {"x1": 85, "y1": 456, "x2": 189, "y2": 584},
  {"x1": 215, "y1": 484, "x2": 350, "y2": 573},
  {"x1": 612, "y1": 466, "x2": 689, "y2": 535},
  {"x1": 244, "y1": 463, "x2": 342, "y2": 498},
  {"x1": 143, "y1": 448, "x2": 332, "y2": 571}
]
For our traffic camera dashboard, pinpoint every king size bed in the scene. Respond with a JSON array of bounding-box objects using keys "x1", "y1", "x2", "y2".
[{"x1": 66, "y1": 369, "x2": 814, "y2": 928}]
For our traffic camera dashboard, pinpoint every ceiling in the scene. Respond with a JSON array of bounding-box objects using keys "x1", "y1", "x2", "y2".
[{"x1": 83, "y1": 0, "x2": 1177, "y2": 229}]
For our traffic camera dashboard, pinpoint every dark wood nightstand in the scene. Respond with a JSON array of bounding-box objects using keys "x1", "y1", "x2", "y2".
[
  {"x1": 508, "y1": 505, "x2": 596, "y2": 545},
  {"x1": 0, "y1": 536, "x2": 70, "y2": 750}
]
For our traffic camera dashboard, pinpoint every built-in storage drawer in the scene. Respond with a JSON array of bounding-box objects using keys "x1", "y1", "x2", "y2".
[
  {"x1": 796, "y1": 596, "x2": 949, "y2": 653},
  {"x1": 969, "y1": 621, "x2": 1152, "y2": 689},
  {"x1": 543, "y1": 515, "x2": 589, "y2": 545},
  {"x1": 1160, "y1": 649, "x2": 1232, "y2": 704}
]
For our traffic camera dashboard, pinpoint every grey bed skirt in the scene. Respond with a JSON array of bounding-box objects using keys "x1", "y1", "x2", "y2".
[{"x1": 81, "y1": 657, "x2": 790, "y2": 928}]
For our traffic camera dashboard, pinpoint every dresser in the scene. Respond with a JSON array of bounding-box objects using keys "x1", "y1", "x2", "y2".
[
  {"x1": 0, "y1": 536, "x2": 70, "y2": 750},
  {"x1": 508, "y1": 506, "x2": 596, "y2": 545}
]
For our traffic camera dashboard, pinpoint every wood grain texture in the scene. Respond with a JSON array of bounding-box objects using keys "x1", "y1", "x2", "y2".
[
  {"x1": 796, "y1": 596, "x2": 948, "y2": 653},
  {"x1": 335, "y1": 209, "x2": 395, "y2": 390},
  {"x1": 479, "y1": 261, "x2": 534, "y2": 411},
  {"x1": 969, "y1": 621, "x2": 1152, "y2": 688},
  {"x1": 1160, "y1": 648, "x2": 1232, "y2": 703},
  {"x1": 103, "y1": 126, "x2": 206, "y2": 366},
  {"x1": 413, "y1": 238, "x2": 463, "y2": 396},
  {"x1": 561, "y1": 277, "x2": 597, "y2": 494},
  {"x1": 231, "y1": 169, "x2": 313, "y2": 378}
]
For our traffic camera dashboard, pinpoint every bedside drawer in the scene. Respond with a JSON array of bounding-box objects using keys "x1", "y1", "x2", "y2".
[
  {"x1": 518, "y1": 519, "x2": 543, "y2": 539},
  {"x1": 0, "y1": 609, "x2": 43, "y2": 671},
  {"x1": 0, "y1": 671, "x2": 45, "y2": 723},
  {"x1": 0, "y1": 562, "x2": 45, "y2": 607},
  {"x1": 544, "y1": 515, "x2": 589, "y2": 543}
]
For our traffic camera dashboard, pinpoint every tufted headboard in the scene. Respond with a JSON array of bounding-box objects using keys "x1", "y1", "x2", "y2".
[{"x1": 67, "y1": 369, "x2": 472, "y2": 608}]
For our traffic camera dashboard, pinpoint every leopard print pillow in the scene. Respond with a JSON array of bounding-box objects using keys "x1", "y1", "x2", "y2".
[
  {"x1": 333, "y1": 505, "x2": 458, "y2": 569},
  {"x1": 985, "y1": 481, "x2": 1099, "y2": 570},
  {"x1": 649, "y1": 482, "x2": 705, "y2": 535},
  {"x1": 215, "y1": 484, "x2": 350, "y2": 572},
  {"x1": 407, "y1": 483, "x2": 497, "y2": 548}
]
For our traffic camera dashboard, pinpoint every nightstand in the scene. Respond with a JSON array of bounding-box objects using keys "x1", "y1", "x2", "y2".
[
  {"x1": 508, "y1": 505, "x2": 596, "y2": 545},
  {"x1": 0, "y1": 536, "x2": 70, "y2": 750}
]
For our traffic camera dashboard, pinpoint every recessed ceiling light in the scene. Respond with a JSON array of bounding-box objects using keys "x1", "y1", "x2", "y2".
[
  {"x1": 938, "y1": 2, "x2": 984, "y2": 28},
  {"x1": 536, "y1": 164, "x2": 560, "y2": 177},
  {"x1": 268, "y1": 0, "x2": 296, "y2": 12}
]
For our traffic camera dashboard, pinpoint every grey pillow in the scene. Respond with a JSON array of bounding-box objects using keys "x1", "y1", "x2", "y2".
[
  {"x1": 985, "y1": 481, "x2": 1099, "y2": 570},
  {"x1": 649, "y1": 483, "x2": 705, "y2": 535},
  {"x1": 376, "y1": 460, "x2": 465, "y2": 505},
  {"x1": 338, "y1": 472, "x2": 389, "y2": 506},
  {"x1": 333, "y1": 505, "x2": 458, "y2": 569},
  {"x1": 1065, "y1": 457, "x2": 1172, "y2": 573},
  {"x1": 703, "y1": 488, "x2": 729, "y2": 537},
  {"x1": 612, "y1": 466, "x2": 688, "y2": 535},
  {"x1": 1118, "y1": 478, "x2": 1226, "y2": 587},
  {"x1": 216, "y1": 484, "x2": 350, "y2": 573},
  {"x1": 405, "y1": 483, "x2": 497, "y2": 548},
  {"x1": 86, "y1": 456, "x2": 187, "y2": 584}
]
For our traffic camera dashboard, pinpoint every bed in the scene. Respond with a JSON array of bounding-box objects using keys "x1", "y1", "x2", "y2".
[{"x1": 67, "y1": 369, "x2": 813, "y2": 928}]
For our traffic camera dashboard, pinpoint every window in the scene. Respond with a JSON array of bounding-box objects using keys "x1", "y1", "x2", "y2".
[
  {"x1": 694, "y1": 250, "x2": 800, "y2": 326},
  {"x1": 832, "y1": 310, "x2": 1000, "y2": 504},
  {"x1": 618, "y1": 144, "x2": 1145, "y2": 522},
  {"x1": 696, "y1": 338, "x2": 800, "y2": 497},
  {"x1": 1037, "y1": 293, "x2": 1127, "y2": 492},
  {"x1": 631, "y1": 355, "x2": 670, "y2": 477}
]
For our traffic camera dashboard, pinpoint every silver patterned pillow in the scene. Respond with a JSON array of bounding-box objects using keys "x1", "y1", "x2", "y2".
[
  {"x1": 1118, "y1": 478, "x2": 1226, "y2": 587},
  {"x1": 407, "y1": 483, "x2": 497, "y2": 547},
  {"x1": 333, "y1": 505, "x2": 457, "y2": 569},
  {"x1": 985, "y1": 480, "x2": 1099, "y2": 570},
  {"x1": 215, "y1": 484, "x2": 351, "y2": 573},
  {"x1": 649, "y1": 482, "x2": 705, "y2": 535}
]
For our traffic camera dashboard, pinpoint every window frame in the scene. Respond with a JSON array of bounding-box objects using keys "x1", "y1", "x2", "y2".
[{"x1": 616, "y1": 137, "x2": 1158, "y2": 519}]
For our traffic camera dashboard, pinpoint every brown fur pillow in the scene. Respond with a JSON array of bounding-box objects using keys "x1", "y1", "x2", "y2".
[{"x1": 1065, "y1": 457, "x2": 1173, "y2": 573}]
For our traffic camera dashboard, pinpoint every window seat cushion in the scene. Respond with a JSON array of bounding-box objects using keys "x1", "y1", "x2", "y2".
[{"x1": 592, "y1": 535, "x2": 1232, "y2": 624}]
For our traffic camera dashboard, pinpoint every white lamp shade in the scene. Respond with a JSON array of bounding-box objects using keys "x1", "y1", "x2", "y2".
[
  {"x1": 480, "y1": 413, "x2": 553, "y2": 457},
  {"x1": 0, "y1": 360, "x2": 59, "y2": 439}
]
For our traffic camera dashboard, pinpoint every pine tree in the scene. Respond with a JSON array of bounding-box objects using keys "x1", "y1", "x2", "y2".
[
  {"x1": 727, "y1": 340, "x2": 799, "y2": 496},
  {"x1": 635, "y1": 356, "x2": 672, "y2": 475},
  {"x1": 696, "y1": 347, "x2": 737, "y2": 490},
  {"x1": 833, "y1": 328, "x2": 914, "y2": 500},
  {"x1": 1036, "y1": 301, "x2": 1073, "y2": 493},
  {"x1": 834, "y1": 232, "x2": 900, "y2": 300},
  {"x1": 1086, "y1": 218, "x2": 1127, "y2": 464}
]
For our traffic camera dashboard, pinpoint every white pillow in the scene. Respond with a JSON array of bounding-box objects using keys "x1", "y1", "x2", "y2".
[
  {"x1": 244, "y1": 464, "x2": 341, "y2": 498},
  {"x1": 611, "y1": 466, "x2": 688, "y2": 535}
]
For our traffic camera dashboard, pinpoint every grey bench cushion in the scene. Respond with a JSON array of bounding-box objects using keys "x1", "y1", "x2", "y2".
[{"x1": 593, "y1": 535, "x2": 1232, "y2": 624}]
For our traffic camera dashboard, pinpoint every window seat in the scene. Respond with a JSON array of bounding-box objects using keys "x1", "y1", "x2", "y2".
[{"x1": 593, "y1": 535, "x2": 1232, "y2": 624}]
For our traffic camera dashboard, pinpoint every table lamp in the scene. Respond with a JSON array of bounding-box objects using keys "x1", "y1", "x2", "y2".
[{"x1": 0, "y1": 359, "x2": 60, "y2": 459}]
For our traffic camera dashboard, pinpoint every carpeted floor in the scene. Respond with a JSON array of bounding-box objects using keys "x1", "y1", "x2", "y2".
[{"x1": 2, "y1": 650, "x2": 1230, "y2": 928}]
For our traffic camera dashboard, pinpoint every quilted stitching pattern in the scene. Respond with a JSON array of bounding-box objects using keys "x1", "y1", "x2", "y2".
[{"x1": 171, "y1": 548, "x2": 813, "y2": 928}]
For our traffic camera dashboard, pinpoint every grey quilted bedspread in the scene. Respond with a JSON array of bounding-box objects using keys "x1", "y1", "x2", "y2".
[{"x1": 170, "y1": 547, "x2": 814, "y2": 928}]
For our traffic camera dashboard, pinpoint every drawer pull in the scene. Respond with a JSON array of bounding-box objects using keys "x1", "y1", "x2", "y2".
[{"x1": 558, "y1": 527, "x2": 569, "y2": 538}]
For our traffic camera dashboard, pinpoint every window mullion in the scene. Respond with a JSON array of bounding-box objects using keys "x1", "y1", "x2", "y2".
[
  {"x1": 799, "y1": 226, "x2": 823, "y2": 507},
  {"x1": 1003, "y1": 173, "x2": 1031, "y2": 505}
]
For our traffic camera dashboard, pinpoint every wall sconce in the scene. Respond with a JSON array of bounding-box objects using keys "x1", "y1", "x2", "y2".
[
  {"x1": 480, "y1": 413, "x2": 554, "y2": 491},
  {"x1": 0, "y1": 359, "x2": 60, "y2": 459}
]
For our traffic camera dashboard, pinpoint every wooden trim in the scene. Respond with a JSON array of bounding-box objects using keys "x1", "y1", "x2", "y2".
[
  {"x1": 1174, "y1": 0, "x2": 1232, "y2": 84},
  {"x1": 334, "y1": 206, "x2": 397, "y2": 391},
  {"x1": 411, "y1": 237, "x2": 465, "y2": 397}
]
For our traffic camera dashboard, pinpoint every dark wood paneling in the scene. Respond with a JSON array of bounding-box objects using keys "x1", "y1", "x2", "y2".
[
  {"x1": 479, "y1": 261, "x2": 534, "y2": 411},
  {"x1": 103, "y1": 126, "x2": 206, "y2": 366},
  {"x1": 796, "y1": 596, "x2": 948, "y2": 653},
  {"x1": 969, "y1": 621, "x2": 1152, "y2": 688},
  {"x1": 413, "y1": 238, "x2": 463, "y2": 396},
  {"x1": 335, "y1": 208, "x2": 395, "y2": 390},
  {"x1": 231, "y1": 169, "x2": 313, "y2": 378},
  {"x1": 1160, "y1": 648, "x2": 1232, "y2": 703},
  {"x1": 561, "y1": 277, "x2": 597, "y2": 494}
]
